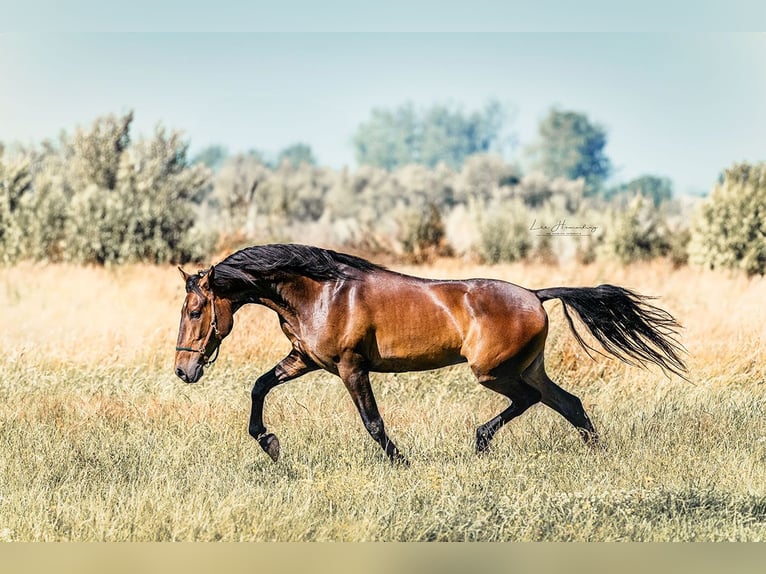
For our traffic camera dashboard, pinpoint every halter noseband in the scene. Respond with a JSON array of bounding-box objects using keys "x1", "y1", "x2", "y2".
[{"x1": 176, "y1": 282, "x2": 222, "y2": 367}]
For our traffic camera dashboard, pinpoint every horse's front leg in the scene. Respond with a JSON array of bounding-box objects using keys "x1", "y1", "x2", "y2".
[{"x1": 249, "y1": 350, "x2": 317, "y2": 462}]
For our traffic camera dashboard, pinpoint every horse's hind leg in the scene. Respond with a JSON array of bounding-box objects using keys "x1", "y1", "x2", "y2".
[
  {"x1": 475, "y1": 376, "x2": 541, "y2": 453},
  {"x1": 521, "y1": 354, "x2": 598, "y2": 444}
]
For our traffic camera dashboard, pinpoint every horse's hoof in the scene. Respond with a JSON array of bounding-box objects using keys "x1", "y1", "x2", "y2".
[
  {"x1": 391, "y1": 453, "x2": 410, "y2": 467},
  {"x1": 258, "y1": 433, "x2": 280, "y2": 462},
  {"x1": 580, "y1": 430, "x2": 602, "y2": 448}
]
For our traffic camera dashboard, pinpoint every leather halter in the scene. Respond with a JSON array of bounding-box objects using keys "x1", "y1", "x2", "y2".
[{"x1": 176, "y1": 285, "x2": 221, "y2": 367}]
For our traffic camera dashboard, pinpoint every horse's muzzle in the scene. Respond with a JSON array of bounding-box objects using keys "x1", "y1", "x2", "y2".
[{"x1": 175, "y1": 363, "x2": 204, "y2": 384}]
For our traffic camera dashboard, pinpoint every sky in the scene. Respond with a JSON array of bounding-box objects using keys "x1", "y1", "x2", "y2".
[{"x1": 1, "y1": 20, "x2": 765, "y2": 195}]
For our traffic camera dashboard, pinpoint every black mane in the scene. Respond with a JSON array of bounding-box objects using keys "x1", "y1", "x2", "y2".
[{"x1": 211, "y1": 244, "x2": 385, "y2": 291}]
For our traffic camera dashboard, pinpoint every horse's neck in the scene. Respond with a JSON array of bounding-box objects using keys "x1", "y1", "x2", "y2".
[{"x1": 233, "y1": 274, "x2": 318, "y2": 325}]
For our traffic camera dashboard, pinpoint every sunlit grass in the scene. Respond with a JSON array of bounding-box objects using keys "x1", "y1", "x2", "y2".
[{"x1": 1, "y1": 260, "x2": 765, "y2": 541}]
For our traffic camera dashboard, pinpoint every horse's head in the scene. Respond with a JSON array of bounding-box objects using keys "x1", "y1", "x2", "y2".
[{"x1": 174, "y1": 266, "x2": 233, "y2": 383}]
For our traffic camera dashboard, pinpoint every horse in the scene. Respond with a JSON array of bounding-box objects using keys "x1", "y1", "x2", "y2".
[{"x1": 174, "y1": 243, "x2": 686, "y2": 464}]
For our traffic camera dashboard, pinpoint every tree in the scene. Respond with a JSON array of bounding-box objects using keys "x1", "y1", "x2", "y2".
[
  {"x1": 277, "y1": 143, "x2": 316, "y2": 167},
  {"x1": 193, "y1": 145, "x2": 229, "y2": 171},
  {"x1": 353, "y1": 100, "x2": 508, "y2": 170},
  {"x1": 607, "y1": 174, "x2": 673, "y2": 207},
  {"x1": 353, "y1": 104, "x2": 418, "y2": 170},
  {"x1": 529, "y1": 108, "x2": 611, "y2": 195},
  {"x1": 419, "y1": 101, "x2": 505, "y2": 169},
  {"x1": 689, "y1": 162, "x2": 766, "y2": 276}
]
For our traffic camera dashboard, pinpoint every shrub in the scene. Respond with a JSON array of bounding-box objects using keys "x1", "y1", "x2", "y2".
[
  {"x1": 0, "y1": 113, "x2": 213, "y2": 265},
  {"x1": 689, "y1": 163, "x2": 766, "y2": 276},
  {"x1": 400, "y1": 203, "x2": 451, "y2": 261},
  {"x1": 602, "y1": 194, "x2": 671, "y2": 264},
  {"x1": 475, "y1": 199, "x2": 531, "y2": 264},
  {"x1": 64, "y1": 119, "x2": 212, "y2": 264}
]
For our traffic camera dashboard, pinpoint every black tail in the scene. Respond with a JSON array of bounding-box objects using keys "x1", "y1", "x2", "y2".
[{"x1": 534, "y1": 285, "x2": 688, "y2": 379}]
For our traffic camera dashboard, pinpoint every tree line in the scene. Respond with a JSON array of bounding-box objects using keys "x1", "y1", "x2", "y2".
[{"x1": 0, "y1": 105, "x2": 763, "y2": 275}]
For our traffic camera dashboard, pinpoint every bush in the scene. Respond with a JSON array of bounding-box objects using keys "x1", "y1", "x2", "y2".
[
  {"x1": 0, "y1": 113, "x2": 213, "y2": 265},
  {"x1": 475, "y1": 199, "x2": 531, "y2": 264},
  {"x1": 400, "y1": 203, "x2": 451, "y2": 261},
  {"x1": 603, "y1": 194, "x2": 671, "y2": 264},
  {"x1": 689, "y1": 163, "x2": 766, "y2": 276},
  {"x1": 0, "y1": 151, "x2": 31, "y2": 262}
]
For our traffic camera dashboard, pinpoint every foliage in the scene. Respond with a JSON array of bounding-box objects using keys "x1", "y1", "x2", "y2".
[
  {"x1": 607, "y1": 174, "x2": 673, "y2": 207},
  {"x1": 1, "y1": 106, "x2": 738, "y2": 273},
  {"x1": 689, "y1": 162, "x2": 766, "y2": 276},
  {"x1": 277, "y1": 143, "x2": 317, "y2": 167},
  {"x1": 400, "y1": 203, "x2": 450, "y2": 261},
  {"x1": 475, "y1": 198, "x2": 532, "y2": 264},
  {"x1": 212, "y1": 152, "x2": 267, "y2": 236},
  {"x1": 603, "y1": 195, "x2": 672, "y2": 264},
  {"x1": 210, "y1": 144, "x2": 693, "y2": 268},
  {"x1": 192, "y1": 145, "x2": 229, "y2": 171},
  {"x1": 0, "y1": 112, "x2": 213, "y2": 265},
  {"x1": 452, "y1": 154, "x2": 518, "y2": 205},
  {"x1": 0, "y1": 150, "x2": 31, "y2": 262},
  {"x1": 528, "y1": 108, "x2": 611, "y2": 195},
  {"x1": 353, "y1": 100, "x2": 508, "y2": 170}
]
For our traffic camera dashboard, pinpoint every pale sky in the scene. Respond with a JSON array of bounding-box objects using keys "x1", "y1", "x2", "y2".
[{"x1": 2, "y1": 5, "x2": 765, "y2": 195}]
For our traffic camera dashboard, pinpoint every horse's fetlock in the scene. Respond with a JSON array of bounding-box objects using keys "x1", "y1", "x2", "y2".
[
  {"x1": 365, "y1": 420, "x2": 384, "y2": 439},
  {"x1": 249, "y1": 423, "x2": 265, "y2": 439}
]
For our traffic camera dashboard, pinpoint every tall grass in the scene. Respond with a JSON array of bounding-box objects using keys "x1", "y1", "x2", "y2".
[{"x1": 1, "y1": 260, "x2": 765, "y2": 541}]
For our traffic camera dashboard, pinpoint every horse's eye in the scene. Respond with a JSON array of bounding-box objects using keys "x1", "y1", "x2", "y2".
[{"x1": 189, "y1": 310, "x2": 202, "y2": 320}]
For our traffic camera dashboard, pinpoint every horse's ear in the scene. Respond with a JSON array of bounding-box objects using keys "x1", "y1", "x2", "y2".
[
  {"x1": 178, "y1": 266, "x2": 191, "y2": 282},
  {"x1": 197, "y1": 266, "x2": 215, "y2": 292}
]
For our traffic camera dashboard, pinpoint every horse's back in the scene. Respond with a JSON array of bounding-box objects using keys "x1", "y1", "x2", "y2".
[{"x1": 355, "y1": 273, "x2": 546, "y2": 375}]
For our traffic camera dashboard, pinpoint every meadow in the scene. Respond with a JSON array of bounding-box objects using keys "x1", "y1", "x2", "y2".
[{"x1": 1, "y1": 258, "x2": 765, "y2": 541}]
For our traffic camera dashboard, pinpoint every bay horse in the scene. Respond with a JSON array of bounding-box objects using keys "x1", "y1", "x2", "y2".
[{"x1": 174, "y1": 243, "x2": 686, "y2": 464}]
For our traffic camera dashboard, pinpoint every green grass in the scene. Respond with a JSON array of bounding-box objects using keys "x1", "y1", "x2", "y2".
[
  {"x1": 1, "y1": 261, "x2": 765, "y2": 541},
  {"x1": 2, "y1": 359, "x2": 766, "y2": 541}
]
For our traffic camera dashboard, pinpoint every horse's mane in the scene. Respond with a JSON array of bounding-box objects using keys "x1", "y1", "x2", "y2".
[{"x1": 211, "y1": 244, "x2": 385, "y2": 291}]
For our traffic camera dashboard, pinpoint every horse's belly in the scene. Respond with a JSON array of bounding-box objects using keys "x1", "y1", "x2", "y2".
[
  {"x1": 369, "y1": 321, "x2": 465, "y2": 372},
  {"x1": 369, "y1": 350, "x2": 467, "y2": 373}
]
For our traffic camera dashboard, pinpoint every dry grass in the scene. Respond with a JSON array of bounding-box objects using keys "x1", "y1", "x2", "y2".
[{"x1": 1, "y1": 259, "x2": 766, "y2": 541}]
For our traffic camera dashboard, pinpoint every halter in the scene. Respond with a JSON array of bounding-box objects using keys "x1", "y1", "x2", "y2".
[{"x1": 176, "y1": 288, "x2": 222, "y2": 367}]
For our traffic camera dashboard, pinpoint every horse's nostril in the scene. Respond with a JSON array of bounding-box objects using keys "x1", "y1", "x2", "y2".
[{"x1": 175, "y1": 367, "x2": 188, "y2": 382}]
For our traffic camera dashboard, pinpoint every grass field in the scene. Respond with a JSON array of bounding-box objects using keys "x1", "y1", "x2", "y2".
[{"x1": 1, "y1": 259, "x2": 765, "y2": 541}]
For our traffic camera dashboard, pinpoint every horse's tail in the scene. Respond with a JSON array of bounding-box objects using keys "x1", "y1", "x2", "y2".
[{"x1": 534, "y1": 284, "x2": 688, "y2": 379}]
